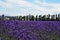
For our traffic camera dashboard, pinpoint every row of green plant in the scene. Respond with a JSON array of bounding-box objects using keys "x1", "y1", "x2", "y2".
[{"x1": 0, "y1": 14, "x2": 60, "y2": 21}]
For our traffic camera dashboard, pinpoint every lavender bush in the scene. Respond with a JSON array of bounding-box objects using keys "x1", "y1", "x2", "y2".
[{"x1": 0, "y1": 19, "x2": 60, "y2": 40}]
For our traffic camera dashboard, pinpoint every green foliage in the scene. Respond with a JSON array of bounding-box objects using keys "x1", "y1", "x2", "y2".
[
  {"x1": 4, "y1": 17, "x2": 9, "y2": 20},
  {"x1": 0, "y1": 14, "x2": 60, "y2": 21}
]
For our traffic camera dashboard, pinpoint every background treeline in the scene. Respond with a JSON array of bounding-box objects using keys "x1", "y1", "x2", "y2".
[{"x1": 0, "y1": 14, "x2": 60, "y2": 21}]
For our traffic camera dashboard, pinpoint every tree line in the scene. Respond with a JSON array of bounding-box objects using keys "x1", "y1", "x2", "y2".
[{"x1": 0, "y1": 14, "x2": 60, "y2": 21}]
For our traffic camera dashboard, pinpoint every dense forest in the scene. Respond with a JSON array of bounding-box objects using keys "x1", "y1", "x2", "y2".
[{"x1": 0, "y1": 14, "x2": 60, "y2": 21}]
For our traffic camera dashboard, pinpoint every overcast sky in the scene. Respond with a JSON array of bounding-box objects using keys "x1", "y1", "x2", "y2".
[{"x1": 0, "y1": 0, "x2": 60, "y2": 16}]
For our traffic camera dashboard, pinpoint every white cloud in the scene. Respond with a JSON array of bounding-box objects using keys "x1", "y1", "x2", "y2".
[
  {"x1": 0, "y1": 0, "x2": 60, "y2": 16},
  {"x1": 5, "y1": 0, "x2": 47, "y2": 11},
  {"x1": 6, "y1": 0, "x2": 60, "y2": 11},
  {"x1": 41, "y1": 3, "x2": 60, "y2": 11},
  {"x1": 34, "y1": 0, "x2": 40, "y2": 3},
  {"x1": 0, "y1": 1, "x2": 13, "y2": 8}
]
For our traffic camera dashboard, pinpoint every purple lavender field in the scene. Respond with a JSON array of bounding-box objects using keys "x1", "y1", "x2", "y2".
[{"x1": 0, "y1": 19, "x2": 60, "y2": 40}]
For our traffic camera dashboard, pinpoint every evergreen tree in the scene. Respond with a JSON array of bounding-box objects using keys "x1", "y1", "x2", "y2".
[
  {"x1": 56, "y1": 14, "x2": 58, "y2": 21},
  {"x1": 26, "y1": 16, "x2": 28, "y2": 21},
  {"x1": 19, "y1": 16, "x2": 22, "y2": 20},
  {"x1": 39, "y1": 15, "x2": 42, "y2": 21},
  {"x1": 58, "y1": 14, "x2": 60, "y2": 21},
  {"x1": 2, "y1": 14, "x2": 4, "y2": 20},
  {"x1": 51, "y1": 15, "x2": 56, "y2": 21},
  {"x1": 31, "y1": 15, "x2": 34, "y2": 21},
  {"x1": 46, "y1": 14, "x2": 50, "y2": 21},
  {"x1": 35, "y1": 15, "x2": 38, "y2": 21},
  {"x1": 42, "y1": 15, "x2": 46, "y2": 21},
  {"x1": 22, "y1": 16, "x2": 25, "y2": 21}
]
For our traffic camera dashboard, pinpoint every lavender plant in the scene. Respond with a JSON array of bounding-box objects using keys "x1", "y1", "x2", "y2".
[{"x1": 0, "y1": 19, "x2": 60, "y2": 40}]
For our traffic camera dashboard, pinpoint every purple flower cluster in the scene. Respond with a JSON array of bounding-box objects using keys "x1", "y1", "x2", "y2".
[{"x1": 0, "y1": 19, "x2": 60, "y2": 40}]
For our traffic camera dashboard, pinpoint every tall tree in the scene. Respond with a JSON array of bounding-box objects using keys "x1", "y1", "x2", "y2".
[
  {"x1": 56, "y1": 14, "x2": 58, "y2": 21},
  {"x1": 58, "y1": 14, "x2": 60, "y2": 21},
  {"x1": 51, "y1": 15, "x2": 56, "y2": 21},
  {"x1": 42, "y1": 15, "x2": 46, "y2": 21},
  {"x1": 46, "y1": 14, "x2": 50, "y2": 21},
  {"x1": 22, "y1": 16, "x2": 25, "y2": 21},
  {"x1": 19, "y1": 16, "x2": 22, "y2": 20},
  {"x1": 2, "y1": 14, "x2": 4, "y2": 20},
  {"x1": 39, "y1": 15, "x2": 42, "y2": 21},
  {"x1": 35, "y1": 15, "x2": 38, "y2": 21},
  {"x1": 31, "y1": 15, "x2": 34, "y2": 21}
]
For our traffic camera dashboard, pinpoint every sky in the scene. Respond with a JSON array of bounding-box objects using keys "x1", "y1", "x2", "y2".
[{"x1": 0, "y1": 0, "x2": 60, "y2": 16}]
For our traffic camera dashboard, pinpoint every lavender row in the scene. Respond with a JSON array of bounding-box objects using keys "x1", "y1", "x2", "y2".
[{"x1": 0, "y1": 19, "x2": 60, "y2": 40}]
